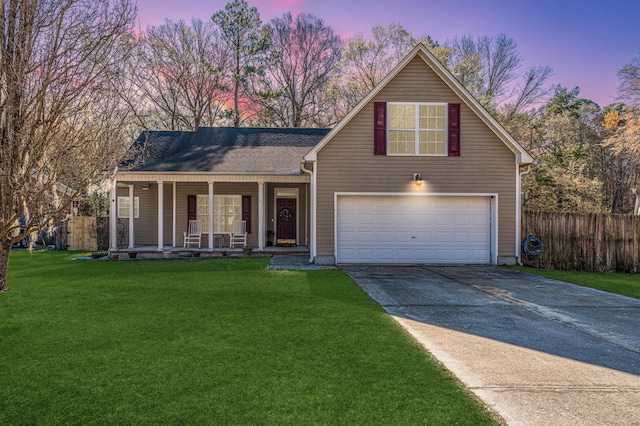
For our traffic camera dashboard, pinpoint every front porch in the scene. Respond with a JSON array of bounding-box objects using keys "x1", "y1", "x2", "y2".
[
  {"x1": 109, "y1": 176, "x2": 310, "y2": 253},
  {"x1": 109, "y1": 245, "x2": 310, "y2": 260}
]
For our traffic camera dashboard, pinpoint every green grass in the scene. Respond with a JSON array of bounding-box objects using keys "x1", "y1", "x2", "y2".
[
  {"x1": 511, "y1": 266, "x2": 640, "y2": 300},
  {"x1": 1, "y1": 251, "x2": 498, "y2": 425}
]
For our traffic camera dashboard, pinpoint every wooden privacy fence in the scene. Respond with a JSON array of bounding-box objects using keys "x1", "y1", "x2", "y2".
[
  {"x1": 522, "y1": 211, "x2": 640, "y2": 272},
  {"x1": 67, "y1": 216, "x2": 98, "y2": 252},
  {"x1": 55, "y1": 217, "x2": 108, "y2": 251}
]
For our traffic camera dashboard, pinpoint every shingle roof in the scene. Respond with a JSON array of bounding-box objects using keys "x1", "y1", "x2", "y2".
[{"x1": 127, "y1": 127, "x2": 330, "y2": 174}]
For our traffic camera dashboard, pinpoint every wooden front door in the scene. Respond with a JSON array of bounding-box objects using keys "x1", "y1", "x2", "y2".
[{"x1": 277, "y1": 198, "x2": 296, "y2": 245}]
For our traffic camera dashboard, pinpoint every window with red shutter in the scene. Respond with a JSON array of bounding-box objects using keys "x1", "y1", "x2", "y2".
[
  {"x1": 242, "y1": 195, "x2": 251, "y2": 234},
  {"x1": 448, "y1": 103, "x2": 460, "y2": 156},
  {"x1": 376, "y1": 102, "x2": 461, "y2": 156},
  {"x1": 374, "y1": 102, "x2": 387, "y2": 155},
  {"x1": 187, "y1": 195, "x2": 197, "y2": 222}
]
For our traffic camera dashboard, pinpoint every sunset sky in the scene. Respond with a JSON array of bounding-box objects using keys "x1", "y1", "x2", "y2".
[{"x1": 135, "y1": 0, "x2": 640, "y2": 107}]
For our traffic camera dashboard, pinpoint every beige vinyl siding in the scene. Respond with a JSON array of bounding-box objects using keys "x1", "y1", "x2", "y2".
[
  {"x1": 316, "y1": 56, "x2": 518, "y2": 259},
  {"x1": 116, "y1": 186, "x2": 158, "y2": 246}
]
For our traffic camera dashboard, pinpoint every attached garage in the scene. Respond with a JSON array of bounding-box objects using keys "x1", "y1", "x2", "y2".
[{"x1": 336, "y1": 194, "x2": 495, "y2": 264}]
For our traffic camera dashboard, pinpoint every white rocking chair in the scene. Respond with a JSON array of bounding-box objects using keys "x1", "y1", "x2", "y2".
[
  {"x1": 230, "y1": 220, "x2": 247, "y2": 248},
  {"x1": 183, "y1": 220, "x2": 202, "y2": 248}
]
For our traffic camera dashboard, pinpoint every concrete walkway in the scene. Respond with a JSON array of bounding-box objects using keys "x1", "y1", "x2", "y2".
[
  {"x1": 342, "y1": 265, "x2": 640, "y2": 426},
  {"x1": 268, "y1": 255, "x2": 336, "y2": 270}
]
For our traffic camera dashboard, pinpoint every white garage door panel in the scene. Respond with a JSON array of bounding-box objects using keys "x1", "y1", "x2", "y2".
[{"x1": 337, "y1": 195, "x2": 491, "y2": 264}]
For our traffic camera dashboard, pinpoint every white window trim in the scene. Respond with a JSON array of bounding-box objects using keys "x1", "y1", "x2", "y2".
[
  {"x1": 387, "y1": 102, "x2": 448, "y2": 156},
  {"x1": 196, "y1": 194, "x2": 242, "y2": 234},
  {"x1": 117, "y1": 196, "x2": 139, "y2": 218}
]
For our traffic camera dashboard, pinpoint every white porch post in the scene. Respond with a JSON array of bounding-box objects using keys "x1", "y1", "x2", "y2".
[
  {"x1": 157, "y1": 181, "x2": 164, "y2": 251},
  {"x1": 305, "y1": 184, "x2": 309, "y2": 246},
  {"x1": 258, "y1": 181, "x2": 265, "y2": 250},
  {"x1": 128, "y1": 184, "x2": 134, "y2": 248},
  {"x1": 172, "y1": 182, "x2": 176, "y2": 247},
  {"x1": 516, "y1": 166, "x2": 522, "y2": 261},
  {"x1": 109, "y1": 178, "x2": 117, "y2": 250},
  {"x1": 208, "y1": 181, "x2": 214, "y2": 249},
  {"x1": 309, "y1": 164, "x2": 317, "y2": 261}
]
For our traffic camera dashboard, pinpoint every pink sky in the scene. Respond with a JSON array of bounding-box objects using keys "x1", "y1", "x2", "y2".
[{"x1": 136, "y1": 0, "x2": 640, "y2": 107}]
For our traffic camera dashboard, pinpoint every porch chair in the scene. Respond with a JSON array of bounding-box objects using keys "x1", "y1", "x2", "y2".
[
  {"x1": 230, "y1": 220, "x2": 247, "y2": 248},
  {"x1": 183, "y1": 220, "x2": 202, "y2": 248}
]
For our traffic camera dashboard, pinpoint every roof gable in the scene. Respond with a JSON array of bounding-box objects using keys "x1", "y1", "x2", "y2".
[{"x1": 304, "y1": 43, "x2": 533, "y2": 164}]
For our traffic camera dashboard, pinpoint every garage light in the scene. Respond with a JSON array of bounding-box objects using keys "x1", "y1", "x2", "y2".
[{"x1": 413, "y1": 173, "x2": 422, "y2": 186}]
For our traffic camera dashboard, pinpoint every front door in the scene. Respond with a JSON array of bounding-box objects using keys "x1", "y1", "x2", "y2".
[{"x1": 277, "y1": 198, "x2": 296, "y2": 245}]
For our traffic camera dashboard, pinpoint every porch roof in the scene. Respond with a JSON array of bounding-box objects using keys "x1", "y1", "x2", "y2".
[{"x1": 124, "y1": 127, "x2": 330, "y2": 175}]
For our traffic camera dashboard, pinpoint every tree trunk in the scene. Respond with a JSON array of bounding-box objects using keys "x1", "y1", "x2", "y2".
[
  {"x1": 233, "y1": 49, "x2": 240, "y2": 127},
  {"x1": 0, "y1": 238, "x2": 11, "y2": 292}
]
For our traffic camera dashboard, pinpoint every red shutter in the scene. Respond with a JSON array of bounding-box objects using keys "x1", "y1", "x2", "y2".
[
  {"x1": 374, "y1": 102, "x2": 387, "y2": 155},
  {"x1": 187, "y1": 195, "x2": 197, "y2": 222},
  {"x1": 448, "y1": 103, "x2": 460, "y2": 156},
  {"x1": 242, "y1": 195, "x2": 251, "y2": 234}
]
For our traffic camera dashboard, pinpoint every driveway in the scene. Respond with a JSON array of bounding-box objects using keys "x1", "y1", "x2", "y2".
[{"x1": 341, "y1": 265, "x2": 640, "y2": 426}]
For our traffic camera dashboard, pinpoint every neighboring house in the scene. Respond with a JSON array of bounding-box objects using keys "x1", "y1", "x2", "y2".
[{"x1": 110, "y1": 43, "x2": 533, "y2": 265}]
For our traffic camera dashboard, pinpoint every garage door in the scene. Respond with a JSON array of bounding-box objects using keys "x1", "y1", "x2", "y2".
[{"x1": 336, "y1": 195, "x2": 491, "y2": 264}]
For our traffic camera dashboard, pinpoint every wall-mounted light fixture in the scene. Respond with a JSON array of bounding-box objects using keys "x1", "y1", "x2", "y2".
[{"x1": 413, "y1": 173, "x2": 422, "y2": 186}]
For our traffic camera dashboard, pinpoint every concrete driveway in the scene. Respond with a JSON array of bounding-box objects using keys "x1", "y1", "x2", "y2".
[{"x1": 341, "y1": 265, "x2": 640, "y2": 426}]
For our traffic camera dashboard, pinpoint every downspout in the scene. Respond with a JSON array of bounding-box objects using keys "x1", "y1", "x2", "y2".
[
  {"x1": 300, "y1": 160, "x2": 315, "y2": 264},
  {"x1": 517, "y1": 164, "x2": 532, "y2": 266}
]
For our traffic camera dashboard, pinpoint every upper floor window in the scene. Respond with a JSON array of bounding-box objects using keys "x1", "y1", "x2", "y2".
[{"x1": 388, "y1": 102, "x2": 447, "y2": 155}]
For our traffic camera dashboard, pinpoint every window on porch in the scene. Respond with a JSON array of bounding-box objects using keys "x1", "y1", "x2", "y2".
[
  {"x1": 196, "y1": 194, "x2": 241, "y2": 233},
  {"x1": 117, "y1": 196, "x2": 139, "y2": 218}
]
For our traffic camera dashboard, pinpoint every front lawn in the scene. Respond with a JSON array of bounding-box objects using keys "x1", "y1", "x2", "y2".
[
  {"x1": 511, "y1": 266, "x2": 640, "y2": 300},
  {"x1": 1, "y1": 251, "x2": 498, "y2": 425}
]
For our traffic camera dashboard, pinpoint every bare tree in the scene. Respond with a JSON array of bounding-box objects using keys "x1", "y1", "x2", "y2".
[
  {"x1": 327, "y1": 23, "x2": 446, "y2": 120},
  {"x1": 0, "y1": 0, "x2": 137, "y2": 291},
  {"x1": 212, "y1": 0, "x2": 270, "y2": 127},
  {"x1": 445, "y1": 35, "x2": 484, "y2": 100},
  {"x1": 601, "y1": 106, "x2": 640, "y2": 212},
  {"x1": 500, "y1": 65, "x2": 553, "y2": 120},
  {"x1": 342, "y1": 23, "x2": 416, "y2": 93},
  {"x1": 252, "y1": 12, "x2": 341, "y2": 127},
  {"x1": 618, "y1": 57, "x2": 640, "y2": 104},
  {"x1": 445, "y1": 33, "x2": 552, "y2": 114},
  {"x1": 127, "y1": 18, "x2": 230, "y2": 131}
]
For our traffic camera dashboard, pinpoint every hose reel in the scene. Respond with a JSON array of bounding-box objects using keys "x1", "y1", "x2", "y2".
[{"x1": 521, "y1": 234, "x2": 543, "y2": 260}]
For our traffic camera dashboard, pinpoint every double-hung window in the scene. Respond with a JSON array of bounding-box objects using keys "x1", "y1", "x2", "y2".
[
  {"x1": 196, "y1": 194, "x2": 241, "y2": 233},
  {"x1": 196, "y1": 195, "x2": 209, "y2": 232},
  {"x1": 117, "y1": 196, "x2": 139, "y2": 218},
  {"x1": 388, "y1": 102, "x2": 447, "y2": 155}
]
